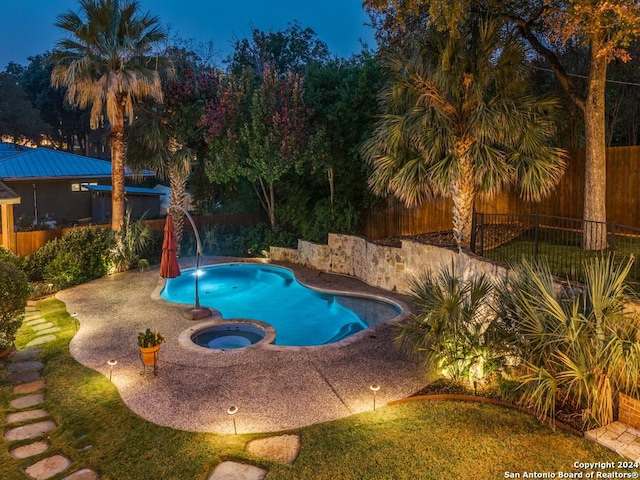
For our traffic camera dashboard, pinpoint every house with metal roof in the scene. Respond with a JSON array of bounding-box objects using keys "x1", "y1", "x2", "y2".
[{"x1": 0, "y1": 142, "x2": 158, "y2": 226}]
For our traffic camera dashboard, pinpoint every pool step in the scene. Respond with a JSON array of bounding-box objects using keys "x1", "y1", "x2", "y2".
[{"x1": 325, "y1": 322, "x2": 365, "y2": 344}]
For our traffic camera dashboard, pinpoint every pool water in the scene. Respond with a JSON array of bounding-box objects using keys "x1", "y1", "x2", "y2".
[{"x1": 161, "y1": 264, "x2": 401, "y2": 346}]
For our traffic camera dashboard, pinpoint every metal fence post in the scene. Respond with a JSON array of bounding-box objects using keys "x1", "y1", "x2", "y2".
[
  {"x1": 471, "y1": 209, "x2": 477, "y2": 253},
  {"x1": 533, "y1": 212, "x2": 540, "y2": 260},
  {"x1": 609, "y1": 221, "x2": 616, "y2": 255},
  {"x1": 478, "y1": 213, "x2": 484, "y2": 256}
]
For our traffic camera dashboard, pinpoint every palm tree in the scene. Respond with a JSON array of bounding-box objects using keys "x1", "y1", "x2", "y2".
[
  {"x1": 50, "y1": 0, "x2": 170, "y2": 233},
  {"x1": 362, "y1": 17, "x2": 567, "y2": 247},
  {"x1": 496, "y1": 256, "x2": 640, "y2": 428},
  {"x1": 127, "y1": 112, "x2": 195, "y2": 252}
]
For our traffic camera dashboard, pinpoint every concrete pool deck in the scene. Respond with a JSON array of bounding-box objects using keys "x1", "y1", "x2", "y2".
[{"x1": 56, "y1": 257, "x2": 425, "y2": 434}]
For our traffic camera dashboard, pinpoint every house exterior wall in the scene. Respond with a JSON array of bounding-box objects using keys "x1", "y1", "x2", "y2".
[
  {"x1": 4, "y1": 179, "x2": 106, "y2": 225},
  {"x1": 91, "y1": 192, "x2": 161, "y2": 223}
]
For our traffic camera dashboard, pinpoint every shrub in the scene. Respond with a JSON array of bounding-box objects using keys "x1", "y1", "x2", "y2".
[
  {"x1": 184, "y1": 223, "x2": 296, "y2": 258},
  {"x1": 396, "y1": 263, "x2": 504, "y2": 387},
  {"x1": 0, "y1": 261, "x2": 30, "y2": 350},
  {"x1": 24, "y1": 226, "x2": 112, "y2": 287},
  {"x1": 0, "y1": 246, "x2": 23, "y2": 269},
  {"x1": 495, "y1": 256, "x2": 640, "y2": 428},
  {"x1": 108, "y1": 212, "x2": 155, "y2": 273},
  {"x1": 300, "y1": 198, "x2": 361, "y2": 244}
]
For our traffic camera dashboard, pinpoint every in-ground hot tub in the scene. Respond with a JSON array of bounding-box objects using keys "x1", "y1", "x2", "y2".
[{"x1": 179, "y1": 320, "x2": 276, "y2": 352}]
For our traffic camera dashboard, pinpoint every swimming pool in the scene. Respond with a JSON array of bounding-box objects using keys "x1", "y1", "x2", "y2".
[{"x1": 161, "y1": 263, "x2": 402, "y2": 347}]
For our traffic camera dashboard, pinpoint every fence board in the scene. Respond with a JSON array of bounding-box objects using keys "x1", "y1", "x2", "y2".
[
  {"x1": 364, "y1": 146, "x2": 640, "y2": 239},
  {"x1": 8, "y1": 214, "x2": 262, "y2": 256}
]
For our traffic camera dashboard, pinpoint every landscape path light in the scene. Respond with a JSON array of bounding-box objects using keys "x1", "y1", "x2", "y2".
[
  {"x1": 227, "y1": 406, "x2": 239, "y2": 434},
  {"x1": 107, "y1": 359, "x2": 117, "y2": 382},
  {"x1": 370, "y1": 384, "x2": 380, "y2": 411}
]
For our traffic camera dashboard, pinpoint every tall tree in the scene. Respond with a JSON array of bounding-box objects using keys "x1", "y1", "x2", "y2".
[
  {"x1": 227, "y1": 21, "x2": 330, "y2": 76},
  {"x1": 50, "y1": 0, "x2": 170, "y2": 232},
  {"x1": 362, "y1": 17, "x2": 567, "y2": 247},
  {"x1": 128, "y1": 56, "x2": 219, "y2": 251},
  {"x1": 6, "y1": 55, "x2": 91, "y2": 152},
  {"x1": 364, "y1": 0, "x2": 640, "y2": 249},
  {"x1": 203, "y1": 65, "x2": 311, "y2": 228},
  {"x1": 0, "y1": 73, "x2": 50, "y2": 144}
]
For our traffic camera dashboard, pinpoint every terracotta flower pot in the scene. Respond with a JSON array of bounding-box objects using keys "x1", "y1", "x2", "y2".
[{"x1": 139, "y1": 345, "x2": 161, "y2": 366}]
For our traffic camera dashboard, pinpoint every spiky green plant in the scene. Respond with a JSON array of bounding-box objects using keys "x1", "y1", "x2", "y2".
[
  {"x1": 496, "y1": 256, "x2": 640, "y2": 428},
  {"x1": 397, "y1": 263, "x2": 502, "y2": 385},
  {"x1": 108, "y1": 211, "x2": 154, "y2": 273}
]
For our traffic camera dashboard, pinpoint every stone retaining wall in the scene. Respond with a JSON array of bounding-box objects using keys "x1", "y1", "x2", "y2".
[
  {"x1": 270, "y1": 233, "x2": 509, "y2": 295},
  {"x1": 619, "y1": 393, "x2": 640, "y2": 430}
]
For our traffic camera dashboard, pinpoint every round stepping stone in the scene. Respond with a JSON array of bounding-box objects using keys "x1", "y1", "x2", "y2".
[
  {"x1": 62, "y1": 469, "x2": 100, "y2": 480},
  {"x1": 25, "y1": 454, "x2": 72, "y2": 480},
  {"x1": 10, "y1": 371, "x2": 42, "y2": 384},
  {"x1": 3, "y1": 420, "x2": 57, "y2": 441},
  {"x1": 8, "y1": 361, "x2": 44, "y2": 373},
  {"x1": 6, "y1": 409, "x2": 49, "y2": 424},
  {"x1": 208, "y1": 462, "x2": 267, "y2": 480},
  {"x1": 26, "y1": 335, "x2": 57, "y2": 347},
  {"x1": 11, "y1": 348, "x2": 43, "y2": 361},
  {"x1": 36, "y1": 327, "x2": 61, "y2": 335},
  {"x1": 13, "y1": 380, "x2": 45, "y2": 395},
  {"x1": 10, "y1": 393, "x2": 45, "y2": 409},
  {"x1": 9, "y1": 440, "x2": 49, "y2": 459},
  {"x1": 246, "y1": 434, "x2": 301, "y2": 465},
  {"x1": 32, "y1": 323, "x2": 55, "y2": 331}
]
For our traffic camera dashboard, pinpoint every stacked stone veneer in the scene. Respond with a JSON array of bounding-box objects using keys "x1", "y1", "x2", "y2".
[
  {"x1": 270, "y1": 233, "x2": 509, "y2": 295},
  {"x1": 620, "y1": 393, "x2": 640, "y2": 430}
]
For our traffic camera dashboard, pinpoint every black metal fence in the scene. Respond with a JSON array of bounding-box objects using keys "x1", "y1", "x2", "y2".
[{"x1": 471, "y1": 212, "x2": 640, "y2": 285}]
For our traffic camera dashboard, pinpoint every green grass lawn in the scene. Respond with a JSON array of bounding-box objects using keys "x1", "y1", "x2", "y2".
[
  {"x1": 0, "y1": 298, "x2": 623, "y2": 480},
  {"x1": 483, "y1": 226, "x2": 640, "y2": 286}
]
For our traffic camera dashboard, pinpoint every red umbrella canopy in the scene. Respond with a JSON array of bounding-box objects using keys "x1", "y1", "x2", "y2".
[{"x1": 160, "y1": 215, "x2": 181, "y2": 279}]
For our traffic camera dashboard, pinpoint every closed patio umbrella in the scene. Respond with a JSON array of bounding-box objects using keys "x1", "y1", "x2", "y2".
[{"x1": 160, "y1": 215, "x2": 181, "y2": 279}]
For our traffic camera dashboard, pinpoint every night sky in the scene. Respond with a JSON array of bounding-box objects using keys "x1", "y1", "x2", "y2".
[{"x1": 0, "y1": 0, "x2": 376, "y2": 68}]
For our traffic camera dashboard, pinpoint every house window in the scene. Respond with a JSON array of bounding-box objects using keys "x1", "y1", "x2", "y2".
[{"x1": 71, "y1": 182, "x2": 98, "y2": 192}]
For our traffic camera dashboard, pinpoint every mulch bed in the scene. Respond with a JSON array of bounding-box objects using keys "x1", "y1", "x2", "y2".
[{"x1": 372, "y1": 225, "x2": 529, "y2": 251}]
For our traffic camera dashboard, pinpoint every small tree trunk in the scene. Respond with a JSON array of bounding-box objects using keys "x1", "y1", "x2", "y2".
[
  {"x1": 169, "y1": 167, "x2": 188, "y2": 255},
  {"x1": 328, "y1": 166, "x2": 335, "y2": 206},
  {"x1": 451, "y1": 140, "x2": 476, "y2": 247},
  {"x1": 268, "y1": 181, "x2": 276, "y2": 228},
  {"x1": 583, "y1": 42, "x2": 608, "y2": 251},
  {"x1": 110, "y1": 103, "x2": 126, "y2": 233}
]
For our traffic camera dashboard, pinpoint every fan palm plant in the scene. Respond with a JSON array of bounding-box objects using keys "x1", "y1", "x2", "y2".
[
  {"x1": 397, "y1": 263, "x2": 502, "y2": 386},
  {"x1": 50, "y1": 0, "x2": 171, "y2": 233},
  {"x1": 496, "y1": 256, "x2": 640, "y2": 428},
  {"x1": 362, "y1": 16, "x2": 567, "y2": 247}
]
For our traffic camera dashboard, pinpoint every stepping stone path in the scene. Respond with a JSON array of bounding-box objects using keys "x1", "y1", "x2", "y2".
[
  {"x1": 208, "y1": 434, "x2": 301, "y2": 479},
  {"x1": 2, "y1": 303, "x2": 99, "y2": 480}
]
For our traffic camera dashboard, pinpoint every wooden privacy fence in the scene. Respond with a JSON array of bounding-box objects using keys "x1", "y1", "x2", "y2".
[
  {"x1": 363, "y1": 146, "x2": 640, "y2": 240},
  {"x1": 3, "y1": 213, "x2": 262, "y2": 256}
]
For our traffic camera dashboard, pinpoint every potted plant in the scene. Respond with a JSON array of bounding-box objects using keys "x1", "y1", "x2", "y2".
[{"x1": 137, "y1": 328, "x2": 165, "y2": 367}]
